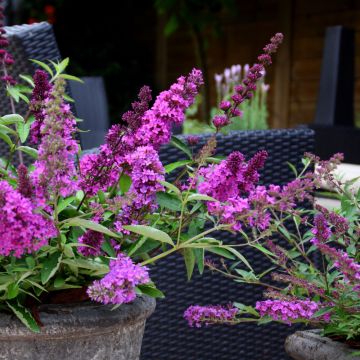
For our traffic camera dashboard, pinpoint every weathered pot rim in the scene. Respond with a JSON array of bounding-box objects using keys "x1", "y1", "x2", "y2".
[
  {"x1": 285, "y1": 329, "x2": 360, "y2": 360},
  {"x1": 0, "y1": 295, "x2": 156, "y2": 340}
]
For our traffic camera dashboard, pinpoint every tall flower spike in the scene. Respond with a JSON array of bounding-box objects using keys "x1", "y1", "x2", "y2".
[
  {"x1": 213, "y1": 33, "x2": 283, "y2": 130},
  {"x1": 31, "y1": 78, "x2": 78, "y2": 203},
  {"x1": 30, "y1": 70, "x2": 52, "y2": 144}
]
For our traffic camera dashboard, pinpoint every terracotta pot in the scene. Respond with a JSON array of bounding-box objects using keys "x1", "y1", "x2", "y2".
[
  {"x1": 0, "y1": 296, "x2": 155, "y2": 360},
  {"x1": 285, "y1": 330, "x2": 360, "y2": 360}
]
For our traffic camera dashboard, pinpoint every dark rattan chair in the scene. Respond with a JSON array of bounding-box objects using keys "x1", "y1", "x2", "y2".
[
  {"x1": 141, "y1": 128, "x2": 315, "y2": 360},
  {"x1": 0, "y1": 22, "x2": 61, "y2": 162}
]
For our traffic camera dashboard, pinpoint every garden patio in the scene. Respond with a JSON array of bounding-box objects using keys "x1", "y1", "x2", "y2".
[{"x1": 1, "y1": 1, "x2": 360, "y2": 360}]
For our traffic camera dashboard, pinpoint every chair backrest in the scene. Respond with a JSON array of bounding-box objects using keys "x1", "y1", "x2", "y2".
[
  {"x1": 141, "y1": 128, "x2": 315, "y2": 360},
  {"x1": 69, "y1": 76, "x2": 110, "y2": 149},
  {"x1": 0, "y1": 22, "x2": 61, "y2": 162}
]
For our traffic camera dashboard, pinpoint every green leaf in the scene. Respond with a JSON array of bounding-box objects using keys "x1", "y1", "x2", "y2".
[
  {"x1": 194, "y1": 248, "x2": 204, "y2": 274},
  {"x1": 7, "y1": 283, "x2": 19, "y2": 299},
  {"x1": 119, "y1": 173, "x2": 132, "y2": 194},
  {"x1": 222, "y1": 246, "x2": 253, "y2": 270},
  {"x1": 16, "y1": 122, "x2": 30, "y2": 143},
  {"x1": 137, "y1": 284, "x2": 165, "y2": 298},
  {"x1": 25, "y1": 256, "x2": 36, "y2": 269},
  {"x1": 184, "y1": 248, "x2": 195, "y2": 280},
  {"x1": 312, "y1": 306, "x2": 333, "y2": 319},
  {"x1": 127, "y1": 236, "x2": 148, "y2": 257},
  {"x1": 0, "y1": 132, "x2": 14, "y2": 147},
  {"x1": 0, "y1": 124, "x2": 16, "y2": 135},
  {"x1": 57, "y1": 57, "x2": 70, "y2": 74},
  {"x1": 7, "y1": 86, "x2": 20, "y2": 102},
  {"x1": 30, "y1": 59, "x2": 54, "y2": 77},
  {"x1": 287, "y1": 162, "x2": 298, "y2": 177},
  {"x1": 123, "y1": 225, "x2": 174, "y2": 246},
  {"x1": 187, "y1": 194, "x2": 218, "y2": 203},
  {"x1": 61, "y1": 258, "x2": 108, "y2": 274},
  {"x1": 17, "y1": 146, "x2": 38, "y2": 159},
  {"x1": 19, "y1": 74, "x2": 35, "y2": 87},
  {"x1": 252, "y1": 243, "x2": 274, "y2": 257},
  {"x1": 101, "y1": 238, "x2": 116, "y2": 257},
  {"x1": 206, "y1": 246, "x2": 235, "y2": 260},
  {"x1": 159, "y1": 180, "x2": 181, "y2": 196},
  {"x1": 7, "y1": 302, "x2": 40, "y2": 333},
  {"x1": 156, "y1": 192, "x2": 182, "y2": 211},
  {"x1": 54, "y1": 277, "x2": 65, "y2": 288},
  {"x1": 59, "y1": 74, "x2": 84, "y2": 83},
  {"x1": 57, "y1": 196, "x2": 76, "y2": 214},
  {"x1": 41, "y1": 251, "x2": 62, "y2": 285},
  {"x1": 63, "y1": 218, "x2": 121, "y2": 238},
  {"x1": 0, "y1": 114, "x2": 24, "y2": 125},
  {"x1": 170, "y1": 136, "x2": 192, "y2": 159},
  {"x1": 164, "y1": 160, "x2": 192, "y2": 173}
]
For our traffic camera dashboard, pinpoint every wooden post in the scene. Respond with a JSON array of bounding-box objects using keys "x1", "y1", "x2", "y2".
[{"x1": 273, "y1": 0, "x2": 292, "y2": 128}]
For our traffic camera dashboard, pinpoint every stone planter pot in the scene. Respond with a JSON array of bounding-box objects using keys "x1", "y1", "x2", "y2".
[
  {"x1": 0, "y1": 296, "x2": 155, "y2": 360},
  {"x1": 285, "y1": 330, "x2": 360, "y2": 360}
]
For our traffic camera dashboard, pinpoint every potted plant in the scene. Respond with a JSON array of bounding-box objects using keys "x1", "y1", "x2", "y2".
[
  {"x1": 183, "y1": 147, "x2": 360, "y2": 358},
  {"x1": 0, "y1": 4, "x2": 286, "y2": 359}
]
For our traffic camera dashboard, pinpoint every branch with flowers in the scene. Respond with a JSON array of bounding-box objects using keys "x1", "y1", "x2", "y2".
[
  {"x1": 0, "y1": 6, "x2": 285, "y2": 333},
  {"x1": 184, "y1": 152, "x2": 360, "y2": 342}
]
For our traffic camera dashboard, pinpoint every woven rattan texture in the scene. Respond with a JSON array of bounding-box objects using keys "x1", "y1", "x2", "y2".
[
  {"x1": 0, "y1": 22, "x2": 61, "y2": 162},
  {"x1": 141, "y1": 128, "x2": 315, "y2": 360}
]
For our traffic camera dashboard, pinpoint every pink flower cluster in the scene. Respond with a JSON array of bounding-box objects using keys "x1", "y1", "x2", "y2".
[
  {"x1": 87, "y1": 254, "x2": 150, "y2": 305},
  {"x1": 198, "y1": 150, "x2": 273, "y2": 230},
  {"x1": 0, "y1": 181, "x2": 56, "y2": 257},
  {"x1": 31, "y1": 81, "x2": 78, "y2": 201},
  {"x1": 312, "y1": 238, "x2": 360, "y2": 284},
  {"x1": 184, "y1": 305, "x2": 238, "y2": 328},
  {"x1": 125, "y1": 68, "x2": 203, "y2": 149},
  {"x1": 255, "y1": 299, "x2": 330, "y2": 324}
]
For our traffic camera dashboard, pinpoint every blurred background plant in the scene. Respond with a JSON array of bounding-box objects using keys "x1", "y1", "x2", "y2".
[{"x1": 183, "y1": 64, "x2": 270, "y2": 134}]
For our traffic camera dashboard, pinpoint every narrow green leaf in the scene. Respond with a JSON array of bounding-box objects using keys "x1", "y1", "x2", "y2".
[
  {"x1": 64, "y1": 218, "x2": 121, "y2": 238},
  {"x1": 170, "y1": 136, "x2": 192, "y2": 159},
  {"x1": 225, "y1": 247, "x2": 253, "y2": 270},
  {"x1": 137, "y1": 284, "x2": 165, "y2": 298},
  {"x1": 7, "y1": 283, "x2": 19, "y2": 299},
  {"x1": 164, "y1": 160, "x2": 192, "y2": 173},
  {"x1": 187, "y1": 194, "x2": 218, "y2": 203},
  {"x1": 30, "y1": 59, "x2": 53, "y2": 76},
  {"x1": 7, "y1": 302, "x2": 40, "y2": 333},
  {"x1": 19, "y1": 74, "x2": 35, "y2": 87},
  {"x1": 252, "y1": 243, "x2": 274, "y2": 257},
  {"x1": 287, "y1": 161, "x2": 298, "y2": 177},
  {"x1": 61, "y1": 258, "x2": 108, "y2": 273},
  {"x1": 57, "y1": 57, "x2": 70, "y2": 73},
  {"x1": 156, "y1": 192, "x2": 182, "y2": 211},
  {"x1": 17, "y1": 146, "x2": 38, "y2": 159},
  {"x1": 0, "y1": 114, "x2": 24, "y2": 125},
  {"x1": 159, "y1": 180, "x2": 181, "y2": 196},
  {"x1": 57, "y1": 196, "x2": 76, "y2": 214},
  {"x1": 184, "y1": 248, "x2": 195, "y2": 280},
  {"x1": 119, "y1": 173, "x2": 132, "y2": 194},
  {"x1": 59, "y1": 74, "x2": 84, "y2": 83},
  {"x1": 16, "y1": 122, "x2": 30, "y2": 143},
  {"x1": 206, "y1": 247, "x2": 235, "y2": 260},
  {"x1": 194, "y1": 248, "x2": 204, "y2": 274},
  {"x1": 41, "y1": 251, "x2": 62, "y2": 285},
  {"x1": 0, "y1": 132, "x2": 13, "y2": 147},
  {"x1": 123, "y1": 225, "x2": 174, "y2": 246}
]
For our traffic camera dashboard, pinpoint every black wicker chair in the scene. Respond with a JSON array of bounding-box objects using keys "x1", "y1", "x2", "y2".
[
  {"x1": 0, "y1": 22, "x2": 62, "y2": 162},
  {"x1": 141, "y1": 128, "x2": 315, "y2": 360}
]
